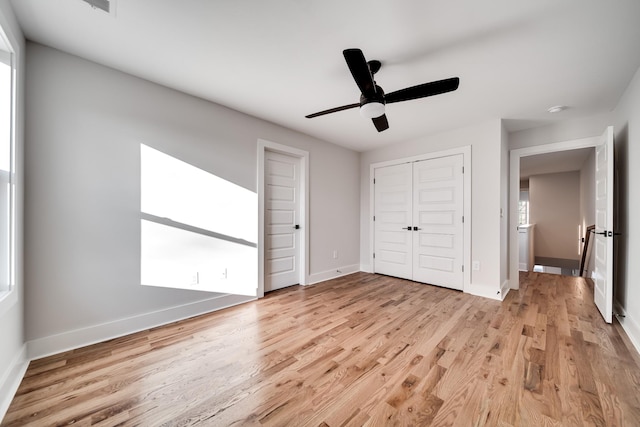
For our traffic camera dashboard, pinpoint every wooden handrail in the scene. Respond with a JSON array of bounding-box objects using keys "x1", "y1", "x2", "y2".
[{"x1": 580, "y1": 225, "x2": 595, "y2": 277}]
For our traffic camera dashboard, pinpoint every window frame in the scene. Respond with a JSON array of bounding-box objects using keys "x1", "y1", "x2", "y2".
[
  {"x1": 0, "y1": 20, "x2": 17, "y2": 312},
  {"x1": 518, "y1": 190, "x2": 529, "y2": 225}
]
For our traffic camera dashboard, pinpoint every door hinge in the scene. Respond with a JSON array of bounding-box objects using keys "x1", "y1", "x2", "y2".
[
  {"x1": 462, "y1": 166, "x2": 465, "y2": 174},
  {"x1": 373, "y1": 178, "x2": 376, "y2": 184},
  {"x1": 462, "y1": 265, "x2": 464, "y2": 272},
  {"x1": 373, "y1": 253, "x2": 376, "y2": 259},
  {"x1": 462, "y1": 216, "x2": 464, "y2": 223},
  {"x1": 373, "y1": 215, "x2": 376, "y2": 221}
]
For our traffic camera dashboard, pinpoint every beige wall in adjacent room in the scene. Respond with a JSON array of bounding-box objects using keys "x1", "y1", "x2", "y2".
[
  {"x1": 529, "y1": 171, "x2": 580, "y2": 261},
  {"x1": 579, "y1": 150, "x2": 596, "y2": 276}
]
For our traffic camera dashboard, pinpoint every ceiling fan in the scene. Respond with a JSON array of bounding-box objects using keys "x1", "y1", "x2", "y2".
[{"x1": 306, "y1": 48, "x2": 460, "y2": 132}]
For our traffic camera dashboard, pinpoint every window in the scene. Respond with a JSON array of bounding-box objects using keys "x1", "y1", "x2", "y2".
[
  {"x1": 0, "y1": 42, "x2": 14, "y2": 298},
  {"x1": 140, "y1": 144, "x2": 257, "y2": 296},
  {"x1": 518, "y1": 190, "x2": 529, "y2": 225}
]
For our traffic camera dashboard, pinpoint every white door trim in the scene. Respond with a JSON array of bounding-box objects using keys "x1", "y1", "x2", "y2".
[
  {"x1": 258, "y1": 139, "x2": 309, "y2": 298},
  {"x1": 369, "y1": 146, "x2": 471, "y2": 292},
  {"x1": 508, "y1": 136, "x2": 598, "y2": 290}
]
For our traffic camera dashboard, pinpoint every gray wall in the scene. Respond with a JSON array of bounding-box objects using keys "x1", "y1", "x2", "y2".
[
  {"x1": 508, "y1": 112, "x2": 613, "y2": 150},
  {"x1": 23, "y1": 42, "x2": 360, "y2": 358},
  {"x1": 0, "y1": 0, "x2": 25, "y2": 418}
]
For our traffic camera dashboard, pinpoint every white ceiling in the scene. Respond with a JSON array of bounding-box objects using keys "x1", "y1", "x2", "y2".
[
  {"x1": 520, "y1": 147, "x2": 593, "y2": 179},
  {"x1": 10, "y1": 0, "x2": 640, "y2": 152}
]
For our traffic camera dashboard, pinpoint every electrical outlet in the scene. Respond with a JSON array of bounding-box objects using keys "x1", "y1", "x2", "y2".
[
  {"x1": 190, "y1": 272, "x2": 199, "y2": 285},
  {"x1": 333, "y1": 250, "x2": 338, "y2": 259},
  {"x1": 472, "y1": 261, "x2": 480, "y2": 271}
]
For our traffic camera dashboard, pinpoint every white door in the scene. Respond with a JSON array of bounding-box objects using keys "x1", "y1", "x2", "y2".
[
  {"x1": 594, "y1": 126, "x2": 614, "y2": 323},
  {"x1": 412, "y1": 155, "x2": 464, "y2": 290},
  {"x1": 374, "y1": 163, "x2": 413, "y2": 280},
  {"x1": 265, "y1": 151, "x2": 301, "y2": 291}
]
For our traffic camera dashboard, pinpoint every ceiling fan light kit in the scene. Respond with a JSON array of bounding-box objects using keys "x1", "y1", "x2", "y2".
[
  {"x1": 360, "y1": 101, "x2": 385, "y2": 119},
  {"x1": 306, "y1": 48, "x2": 459, "y2": 132}
]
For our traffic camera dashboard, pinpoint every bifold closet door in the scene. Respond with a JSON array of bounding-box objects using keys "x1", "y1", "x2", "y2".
[
  {"x1": 412, "y1": 155, "x2": 464, "y2": 290},
  {"x1": 374, "y1": 155, "x2": 464, "y2": 290},
  {"x1": 373, "y1": 163, "x2": 413, "y2": 280}
]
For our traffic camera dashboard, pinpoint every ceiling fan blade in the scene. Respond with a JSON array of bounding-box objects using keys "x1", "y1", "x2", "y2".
[
  {"x1": 305, "y1": 103, "x2": 360, "y2": 118},
  {"x1": 372, "y1": 114, "x2": 389, "y2": 132},
  {"x1": 343, "y1": 48, "x2": 376, "y2": 96},
  {"x1": 385, "y1": 77, "x2": 459, "y2": 104}
]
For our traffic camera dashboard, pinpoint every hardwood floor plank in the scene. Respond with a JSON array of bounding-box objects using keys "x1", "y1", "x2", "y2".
[{"x1": 3, "y1": 272, "x2": 640, "y2": 426}]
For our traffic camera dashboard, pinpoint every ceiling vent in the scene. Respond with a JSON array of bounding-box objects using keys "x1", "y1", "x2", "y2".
[{"x1": 81, "y1": 0, "x2": 114, "y2": 15}]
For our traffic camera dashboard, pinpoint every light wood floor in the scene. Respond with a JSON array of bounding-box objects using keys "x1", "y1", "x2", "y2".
[{"x1": 3, "y1": 272, "x2": 640, "y2": 426}]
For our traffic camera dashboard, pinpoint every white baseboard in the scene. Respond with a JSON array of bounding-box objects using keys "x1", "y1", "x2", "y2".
[
  {"x1": 359, "y1": 263, "x2": 372, "y2": 273},
  {"x1": 500, "y1": 280, "x2": 511, "y2": 300},
  {"x1": 614, "y1": 300, "x2": 640, "y2": 355},
  {"x1": 307, "y1": 264, "x2": 360, "y2": 285},
  {"x1": 466, "y1": 283, "x2": 502, "y2": 301},
  {"x1": 0, "y1": 344, "x2": 28, "y2": 422},
  {"x1": 27, "y1": 293, "x2": 255, "y2": 361}
]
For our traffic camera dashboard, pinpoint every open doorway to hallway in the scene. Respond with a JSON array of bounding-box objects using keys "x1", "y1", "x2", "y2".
[{"x1": 518, "y1": 147, "x2": 595, "y2": 277}]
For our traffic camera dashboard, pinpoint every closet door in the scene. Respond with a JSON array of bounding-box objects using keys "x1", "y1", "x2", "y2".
[
  {"x1": 373, "y1": 163, "x2": 413, "y2": 279},
  {"x1": 412, "y1": 155, "x2": 464, "y2": 290}
]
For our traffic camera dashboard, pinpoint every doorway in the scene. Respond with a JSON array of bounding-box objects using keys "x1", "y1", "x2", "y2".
[
  {"x1": 519, "y1": 147, "x2": 595, "y2": 276},
  {"x1": 509, "y1": 127, "x2": 614, "y2": 323},
  {"x1": 510, "y1": 136, "x2": 598, "y2": 288}
]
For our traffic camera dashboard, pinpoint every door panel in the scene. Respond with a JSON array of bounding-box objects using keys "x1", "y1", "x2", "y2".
[
  {"x1": 594, "y1": 126, "x2": 614, "y2": 323},
  {"x1": 265, "y1": 151, "x2": 301, "y2": 291},
  {"x1": 412, "y1": 155, "x2": 464, "y2": 290},
  {"x1": 374, "y1": 163, "x2": 413, "y2": 279}
]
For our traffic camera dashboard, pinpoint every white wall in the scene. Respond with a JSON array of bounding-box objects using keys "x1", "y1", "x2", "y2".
[
  {"x1": 529, "y1": 171, "x2": 580, "y2": 261},
  {"x1": 360, "y1": 119, "x2": 504, "y2": 299},
  {"x1": 579, "y1": 149, "x2": 596, "y2": 276},
  {"x1": 611, "y1": 64, "x2": 640, "y2": 353},
  {"x1": 0, "y1": 0, "x2": 26, "y2": 419},
  {"x1": 24, "y1": 42, "x2": 360, "y2": 359}
]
